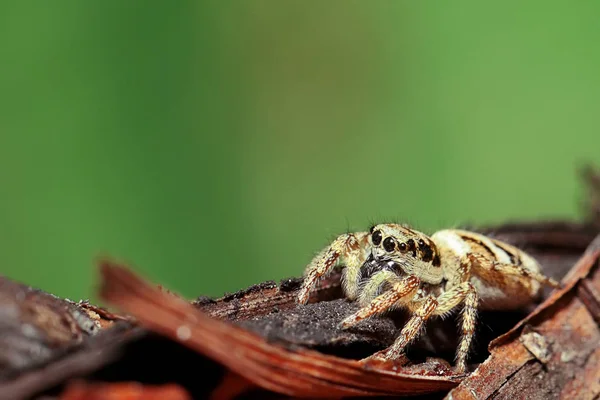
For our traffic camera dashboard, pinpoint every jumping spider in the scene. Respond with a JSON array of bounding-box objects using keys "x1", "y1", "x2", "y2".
[{"x1": 297, "y1": 224, "x2": 559, "y2": 374}]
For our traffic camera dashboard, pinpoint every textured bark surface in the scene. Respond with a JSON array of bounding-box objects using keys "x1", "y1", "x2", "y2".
[
  {"x1": 100, "y1": 227, "x2": 600, "y2": 399},
  {"x1": 0, "y1": 224, "x2": 597, "y2": 399},
  {"x1": 1, "y1": 168, "x2": 599, "y2": 399}
]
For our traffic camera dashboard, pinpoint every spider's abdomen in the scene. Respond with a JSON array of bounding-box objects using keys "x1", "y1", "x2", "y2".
[{"x1": 431, "y1": 229, "x2": 544, "y2": 310}]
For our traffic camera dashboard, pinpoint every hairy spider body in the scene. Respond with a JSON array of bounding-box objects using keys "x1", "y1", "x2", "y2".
[{"x1": 297, "y1": 224, "x2": 559, "y2": 374}]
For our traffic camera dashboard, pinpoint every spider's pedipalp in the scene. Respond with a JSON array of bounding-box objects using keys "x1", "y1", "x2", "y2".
[{"x1": 357, "y1": 269, "x2": 399, "y2": 305}]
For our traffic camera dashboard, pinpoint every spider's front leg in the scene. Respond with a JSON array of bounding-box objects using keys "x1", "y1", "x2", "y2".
[
  {"x1": 382, "y1": 296, "x2": 438, "y2": 359},
  {"x1": 432, "y1": 281, "x2": 479, "y2": 374},
  {"x1": 297, "y1": 231, "x2": 369, "y2": 304},
  {"x1": 381, "y1": 282, "x2": 477, "y2": 374},
  {"x1": 339, "y1": 274, "x2": 420, "y2": 328}
]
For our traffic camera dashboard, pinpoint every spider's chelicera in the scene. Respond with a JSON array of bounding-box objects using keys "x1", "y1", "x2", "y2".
[{"x1": 297, "y1": 224, "x2": 559, "y2": 374}]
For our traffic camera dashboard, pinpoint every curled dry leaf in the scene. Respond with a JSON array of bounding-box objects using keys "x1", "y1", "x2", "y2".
[{"x1": 98, "y1": 262, "x2": 463, "y2": 398}]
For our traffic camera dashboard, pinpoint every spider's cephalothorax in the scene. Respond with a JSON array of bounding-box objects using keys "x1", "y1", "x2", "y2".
[{"x1": 297, "y1": 223, "x2": 559, "y2": 374}]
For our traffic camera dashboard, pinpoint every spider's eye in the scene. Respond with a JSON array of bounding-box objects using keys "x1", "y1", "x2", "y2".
[
  {"x1": 406, "y1": 239, "x2": 416, "y2": 254},
  {"x1": 372, "y1": 230, "x2": 382, "y2": 246},
  {"x1": 418, "y1": 239, "x2": 426, "y2": 248},
  {"x1": 383, "y1": 237, "x2": 396, "y2": 252},
  {"x1": 398, "y1": 242, "x2": 407, "y2": 252},
  {"x1": 369, "y1": 225, "x2": 376, "y2": 233}
]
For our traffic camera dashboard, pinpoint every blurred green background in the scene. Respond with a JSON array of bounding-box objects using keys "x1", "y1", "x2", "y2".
[{"x1": 1, "y1": 2, "x2": 599, "y2": 302}]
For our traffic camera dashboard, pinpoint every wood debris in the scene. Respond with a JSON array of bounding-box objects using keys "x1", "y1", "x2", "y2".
[{"x1": 0, "y1": 168, "x2": 599, "y2": 399}]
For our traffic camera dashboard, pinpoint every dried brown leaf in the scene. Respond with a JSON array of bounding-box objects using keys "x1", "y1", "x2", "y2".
[{"x1": 99, "y1": 261, "x2": 463, "y2": 398}]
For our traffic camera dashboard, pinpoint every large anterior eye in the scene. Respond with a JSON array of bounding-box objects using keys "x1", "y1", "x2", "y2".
[
  {"x1": 371, "y1": 230, "x2": 382, "y2": 246},
  {"x1": 383, "y1": 237, "x2": 396, "y2": 252}
]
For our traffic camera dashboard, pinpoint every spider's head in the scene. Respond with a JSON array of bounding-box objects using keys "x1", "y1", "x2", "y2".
[{"x1": 368, "y1": 224, "x2": 442, "y2": 283}]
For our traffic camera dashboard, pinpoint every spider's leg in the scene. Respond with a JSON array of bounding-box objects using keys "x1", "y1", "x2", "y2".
[
  {"x1": 298, "y1": 232, "x2": 369, "y2": 304},
  {"x1": 339, "y1": 275, "x2": 420, "y2": 328},
  {"x1": 432, "y1": 281, "x2": 479, "y2": 374},
  {"x1": 469, "y1": 253, "x2": 559, "y2": 288},
  {"x1": 383, "y1": 296, "x2": 438, "y2": 359}
]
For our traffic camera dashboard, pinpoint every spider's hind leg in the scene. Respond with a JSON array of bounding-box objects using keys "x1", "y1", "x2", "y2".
[
  {"x1": 298, "y1": 231, "x2": 369, "y2": 304},
  {"x1": 468, "y1": 253, "x2": 559, "y2": 288}
]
